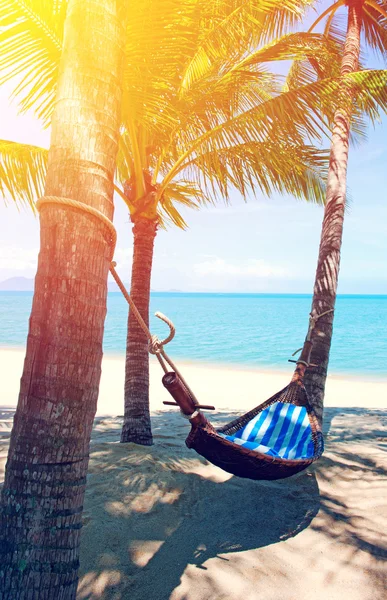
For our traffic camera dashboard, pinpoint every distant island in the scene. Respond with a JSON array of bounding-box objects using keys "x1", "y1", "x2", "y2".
[{"x1": 0, "y1": 277, "x2": 34, "y2": 291}]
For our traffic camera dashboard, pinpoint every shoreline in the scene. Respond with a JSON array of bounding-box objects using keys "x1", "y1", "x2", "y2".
[
  {"x1": 1, "y1": 347, "x2": 386, "y2": 415},
  {"x1": 1, "y1": 289, "x2": 387, "y2": 296},
  {"x1": 2, "y1": 343, "x2": 387, "y2": 383}
]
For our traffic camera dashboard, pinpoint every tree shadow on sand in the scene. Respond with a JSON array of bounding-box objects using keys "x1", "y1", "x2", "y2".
[
  {"x1": 2, "y1": 407, "x2": 385, "y2": 599},
  {"x1": 314, "y1": 406, "x2": 387, "y2": 573},
  {"x1": 77, "y1": 410, "x2": 321, "y2": 600}
]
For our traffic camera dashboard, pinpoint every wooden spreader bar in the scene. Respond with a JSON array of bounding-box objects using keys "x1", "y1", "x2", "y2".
[
  {"x1": 163, "y1": 401, "x2": 215, "y2": 410},
  {"x1": 162, "y1": 372, "x2": 215, "y2": 423}
]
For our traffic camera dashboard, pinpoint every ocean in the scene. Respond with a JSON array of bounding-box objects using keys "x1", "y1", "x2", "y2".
[{"x1": 1, "y1": 291, "x2": 386, "y2": 377}]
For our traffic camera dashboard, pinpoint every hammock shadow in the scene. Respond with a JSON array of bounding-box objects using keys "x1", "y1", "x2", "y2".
[
  {"x1": 128, "y1": 470, "x2": 320, "y2": 600},
  {"x1": 78, "y1": 411, "x2": 321, "y2": 600}
]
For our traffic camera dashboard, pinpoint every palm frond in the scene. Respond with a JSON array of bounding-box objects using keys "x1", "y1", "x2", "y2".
[
  {"x1": 118, "y1": 0, "x2": 203, "y2": 181},
  {"x1": 160, "y1": 78, "x2": 334, "y2": 191},
  {"x1": 238, "y1": 31, "x2": 341, "y2": 72},
  {"x1": 180, "y1": 0, "x2": 315, "y2": 93},
  {"x1": 348, "y1": 69, "x2": 387, "y2": 124},
  {"x1": 158, "y1": 180, "x2": 205, "y2": 229},
  {"x1": 176, "y1": 141, "x2": 329, "y2": 205},
  {"x1": 161, "y1": 69, "x2": 387, "y2": 193},
  {"x1": 0, "y1": 0, "x2": 67, "y2": 124},
  {"x1": 0, "y1": 139, "x2": 47, "y2": 209},
  {"x1": 172, "y1": 33, "x2": 340, "y2": 150},
  {"x1": 285, "y1": 27, "x2": 344, "y2": 92},
  {"x1": 363, "y1": 0, "x2": 387, "y2": 57}
]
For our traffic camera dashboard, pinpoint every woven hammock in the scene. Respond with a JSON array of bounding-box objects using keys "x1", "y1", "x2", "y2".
[{"x1": 162, "y1": 335, "x2": 324, "y2": 480}]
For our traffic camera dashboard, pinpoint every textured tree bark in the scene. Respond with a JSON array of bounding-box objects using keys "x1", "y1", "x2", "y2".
[
  {"x1": 0, "y1": 2, "x2": 124, "y2": 599},
  {"x1": 304, "y1": 1, "x2": 363, "y2": 426},
  {"x1": 121, "y1": 217, "x2": 158, "y2": 445}
]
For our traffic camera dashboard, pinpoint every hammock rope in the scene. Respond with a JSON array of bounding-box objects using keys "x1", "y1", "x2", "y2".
[
  {"x1": 36, "y1": 195, "x2": 201, "y2": 415},
  {"x1": 36, "y1": 196, "x2": 118, "y2": 258},
  {"x1": 291, "y1": 308, "x2": 334, "y2": 363}
]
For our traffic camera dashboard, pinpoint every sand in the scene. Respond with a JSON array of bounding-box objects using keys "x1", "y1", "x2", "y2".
[
  {"x1": 1, "y1": 347, "x2": 387, "y2": 415},
  {"x1": 0, "y1": 347, "x2": 386, "y2": 600}
]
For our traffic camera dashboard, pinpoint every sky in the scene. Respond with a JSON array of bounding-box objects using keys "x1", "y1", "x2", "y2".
[{"x1": 0, "y1": 5, "x2": 386, "y2": 294}]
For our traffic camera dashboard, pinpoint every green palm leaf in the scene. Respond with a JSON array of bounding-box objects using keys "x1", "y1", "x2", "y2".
[
  {"x1": 362, "y1": 0, "x2": 387, "y2": 57},
  {"x1": 158, "y1": 180, "x2": 205, "y2": 229},
  {"x1": 180, "y1": 0, "x2": 316, "y2": 93},
  {"x1": 159, "y1": 69, "x2": 387, "y2": 194},
  {"x1": 176, "y1": 142, "x2": 329, "y2": 204},
  {"x1": 0, "y1": 139, "x2": 47, "y2": 208},
  {"x1": 0, "y1": 0, "x2": 67, "y2": 124}
]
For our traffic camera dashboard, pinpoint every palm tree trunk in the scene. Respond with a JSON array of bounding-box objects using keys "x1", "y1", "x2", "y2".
[
  {"x1": 121, "y1": 217, "x2": 158, "y2": 445},
  {"x1": 0, "y1": 2, "x2": 124, "y2": 598},
  {"x1": 304, "y1": 1, "x2": 363, "y2": 425}
]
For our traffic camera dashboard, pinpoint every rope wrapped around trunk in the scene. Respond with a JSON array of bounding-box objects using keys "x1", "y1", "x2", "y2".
[{"x1": 36, "y1": 195, "x2": 200, "y2": 414}]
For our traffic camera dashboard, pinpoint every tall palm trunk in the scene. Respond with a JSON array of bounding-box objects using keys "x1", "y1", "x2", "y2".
[
  {"x1": 304, "y1": 0, "x2": 363, "y2": 425},
  {"x1": 121, "y1": 217, "x2": 158, "y2": 445},
  {"x1": 0, "y1": 1, "x2": 124, "y2": 598}
]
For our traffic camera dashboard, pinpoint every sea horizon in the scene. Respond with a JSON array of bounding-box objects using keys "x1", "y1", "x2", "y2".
[
  {"x1": 1, "y1": 291, "x2": 386, "y2": 378},
  {"x1": 1, "y1": 290, "x2": 387, "y2": 297}
]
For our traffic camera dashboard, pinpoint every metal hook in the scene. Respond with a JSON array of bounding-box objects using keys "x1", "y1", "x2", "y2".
[
  {"x1": 292, "y1": 347, "x2": 303, "y2": 357},
  {"x1": 154, "y1": 312, "x2": 176, "y2": 347}
]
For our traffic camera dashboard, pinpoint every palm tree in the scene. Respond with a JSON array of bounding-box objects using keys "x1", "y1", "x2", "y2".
[
  {"x1": 300, "y1": 0, "x2": 387, "y2": 425},
  {"x1": 0, "y1": 0, "x2": 125, "y2": 597},
  {"x1": 116, "y1": 0, "x2": 387, "y2": 444},
  {"x1": 116, "y1": 0, "x2": 337, "y2": 445}
]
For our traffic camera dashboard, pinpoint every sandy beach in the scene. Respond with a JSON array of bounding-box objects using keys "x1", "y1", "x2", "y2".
[
  {"x1": 1, "y1": 347, "x2": 387, "y2": 415},
  {"x1": 0, "y1": 347, "x2": 386, "y2": 599}
]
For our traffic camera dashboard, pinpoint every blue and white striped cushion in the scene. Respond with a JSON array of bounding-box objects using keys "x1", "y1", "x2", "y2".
[{"x1": 219, "y1": 402, "x2": 315, "y2": 460}]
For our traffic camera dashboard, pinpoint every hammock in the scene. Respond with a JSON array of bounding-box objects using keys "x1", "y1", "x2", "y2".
[
  {"x1": 36, "y1": 196, "x2": 326, "y2": 482},
  {"x1": 161, "y1": 355, "x2": 324, "y2": 481},
  {"x1": 109, "y1": 261, "x2": 328, "y2": 481}
]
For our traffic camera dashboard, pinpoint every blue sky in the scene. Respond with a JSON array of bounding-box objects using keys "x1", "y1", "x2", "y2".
[{"x1": 0, "y1": 3, "x2": 386, "y2": 294}]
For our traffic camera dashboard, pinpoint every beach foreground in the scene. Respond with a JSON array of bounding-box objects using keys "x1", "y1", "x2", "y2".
[{"x1": 0, "y1": 348, "x2": 386, "y2": 599}]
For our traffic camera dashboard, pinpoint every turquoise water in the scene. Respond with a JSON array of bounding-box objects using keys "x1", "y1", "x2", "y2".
[{"x1": 1, "y1": 291, "x2": 386, "y2": 376}]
